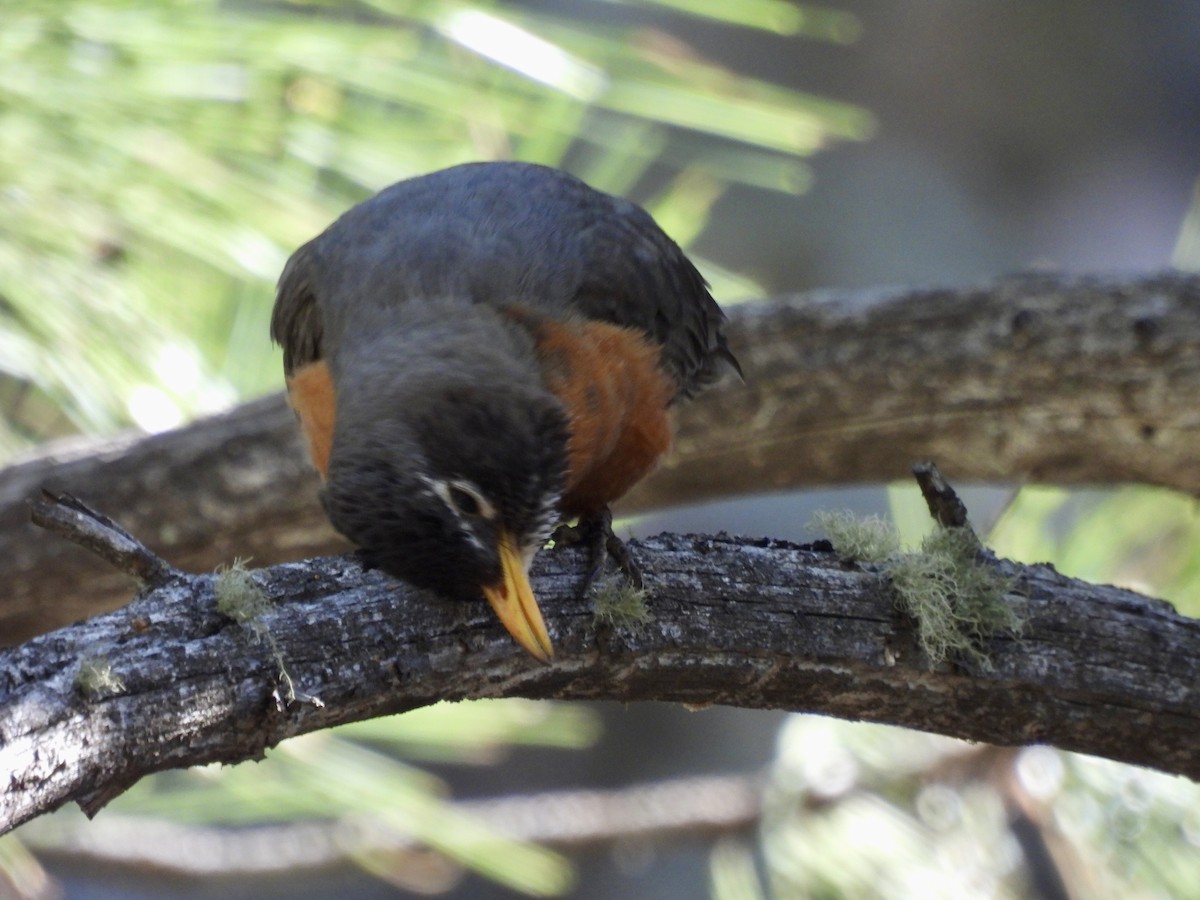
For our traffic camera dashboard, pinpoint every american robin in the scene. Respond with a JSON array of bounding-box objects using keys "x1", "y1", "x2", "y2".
[{"x1": 271, "y1": 162, "x2": 738, "y2": 662}]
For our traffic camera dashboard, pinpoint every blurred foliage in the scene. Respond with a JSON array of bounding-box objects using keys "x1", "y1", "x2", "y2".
[
  {"x1": 0, "y1": 0, "x2": 871, "y2": 458},
  {"x1": 862, "y1": 480, "x2": 1200, "y2": 898},
  {"x1": 709, "y1": 836, "x2": 767, "y2": 900},
  {"x1": 0, "y1": 833, "x2": 53, "y2": 900},
  {"x1": 1, "y1": 3, "x2": 870, "y2": 894},
  {"x1": 14, "y1": 700, "x2": 599, "y2": 895},
  {"x1": 754, "y1": 717, "x2": 1200, "y2": 900},
  {"x1": 8, "y1": 2, "x2": 1194, "y2": 899}
]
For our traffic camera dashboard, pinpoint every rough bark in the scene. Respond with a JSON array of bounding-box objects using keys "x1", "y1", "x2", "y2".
[
  {"x1": 0, "y1": 395, "x2": 334, "y2": 644},
  {"x1": 657, "y1": 269, "x2": 1200, "y2": 504},
  {"x1": 2, "y1": 271, "x2": 1198, "y2": 643},
  {"x1": 3, "y1": 514, "x2": 1197, "y2": 835}
]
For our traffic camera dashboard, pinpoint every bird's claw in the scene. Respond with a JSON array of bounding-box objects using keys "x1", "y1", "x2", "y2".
[
  {"x1": 354, "y1": 547, "x2": 381, "y2": 572},
  {"x1": 553, "y1": 507, "x2": 643, "y2": 598}
]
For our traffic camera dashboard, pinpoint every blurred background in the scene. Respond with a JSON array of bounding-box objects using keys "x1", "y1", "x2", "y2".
[{"x1": 3, "y1": 1, "x2": 1200, "y2": 897}]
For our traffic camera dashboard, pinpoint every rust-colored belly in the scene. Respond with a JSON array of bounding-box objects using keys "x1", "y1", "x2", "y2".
[
  {"x1": 287, "y1": 360, "x2": 336, "y2": 481},
  {"x1": 533, "y1": 319, "x2": 675, "y2": 517}
]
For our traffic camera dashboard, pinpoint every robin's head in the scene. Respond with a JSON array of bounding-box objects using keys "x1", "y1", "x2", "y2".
[{"x1": 322, "y1": 378, "x2": 568, "y2": 661}]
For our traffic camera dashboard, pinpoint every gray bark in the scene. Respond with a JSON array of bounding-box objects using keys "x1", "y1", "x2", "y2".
[
  {"x1": 660, "y1": 269, "x2": 1200, "y2": 503},
  {"x1": 3, "y1": 271, "x2": 1198, "y2": 642},
  {"x1": 3, "y1": 526, "x2": 1197, "y2": 836},
  {"x1": 0, "y1": 396, "x2": 333, "y2": 643}
]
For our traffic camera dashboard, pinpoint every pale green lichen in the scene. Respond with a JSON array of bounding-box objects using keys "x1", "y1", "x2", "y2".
[
  {"x1": 814, "y1": 510, "x2": 1022, "y2": 669},
  {"x1": 811, "y1": 510, "x2": 902, "y2": 564},
  {"x1": 592, "y1": 578, "x2": 652, "y2": 635},
  {"x1": 215, "y1": 558, "x2": 271, "y2": 631},
  {"x1": 75, "y1": 655, "x2": 125, "y2": 699},
  {"x1": 214, "y1": 559, "x2": 316, "y2": 707}
]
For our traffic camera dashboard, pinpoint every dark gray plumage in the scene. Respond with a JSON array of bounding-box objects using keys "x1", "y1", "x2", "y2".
[{"x1": 270, "y1": 162, "x2": 738, "y2": 654}]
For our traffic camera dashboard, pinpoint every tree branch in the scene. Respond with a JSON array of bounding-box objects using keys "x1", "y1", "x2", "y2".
[
  {"x1": 1, "y1": 395, "x2": 331, "y2": 643},
  {"x1": 21, "y1": 774, "x2": 762, "y2": 877},
  {"x1": 3, "y1": 270, "x2": 1199, "y2": 642},
  {"x1": 28, "y1": 492, "x2": 179, "y2": 587},
  {"x1": 3, "y1": 500, "x2": 1197, "y2": 835},
  {"x1": 912, "y1": 461, "x2": 974, "y2": 532},
  {"x1": 653, "y1": 269, "x2": 1200, "y2": 507}
]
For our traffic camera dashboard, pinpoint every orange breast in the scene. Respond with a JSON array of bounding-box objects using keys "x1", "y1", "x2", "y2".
[
  {"x1": 285, "y1": 320, "x2": 674, "y2": 515},
  {"x1": 534, "y1": 319, "x2": 675, "y2": 517},
  {"x1": 287, "y1": 360, "x2": 336, "y2": 480}
]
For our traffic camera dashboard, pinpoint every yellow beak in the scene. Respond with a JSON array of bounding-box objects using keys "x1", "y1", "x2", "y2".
[{"x1": 481, "y1": 531, "x2": 554, "y2": 663}]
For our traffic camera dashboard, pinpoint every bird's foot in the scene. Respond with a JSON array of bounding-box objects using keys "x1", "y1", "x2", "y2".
[
  {"x1": 552, "y1": 507, "x2": 643, "y2": 598},
  {"x1": 354, "y1": 548, "x2": 380, "y2": 572}
]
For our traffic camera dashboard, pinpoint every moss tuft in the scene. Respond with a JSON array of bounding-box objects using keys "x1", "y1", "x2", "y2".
[
  {"x1": 592, "y1": 579, "x2": 652, "y2": 634},
  {"x1": 213, "y1": 559, "x2": 319, "y2": 707},
  {"x1": 811, "y1": 510, "x2": 901, "y2": 564},
  {"x1": 815, "y1": 510, "x2": 1022, "y2": 669},
  {"x1": 215, "y1": 558, "x2": 270, "y2": 628},
  {"x1": 75, "y1": 655, "x2": 125, "y2": 699}
]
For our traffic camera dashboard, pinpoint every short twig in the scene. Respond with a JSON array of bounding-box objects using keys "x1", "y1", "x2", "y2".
[
  {"x1": 912, "y1": 462, "x2": 976, "y2": 538},
  {"x1": 29, "y1": 491, "x2": 179, "y2": 587}
]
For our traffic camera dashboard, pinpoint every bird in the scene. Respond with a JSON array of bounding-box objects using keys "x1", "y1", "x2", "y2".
[{"x1": 271, "y1": 161, "x2": 738, "y2": 662}]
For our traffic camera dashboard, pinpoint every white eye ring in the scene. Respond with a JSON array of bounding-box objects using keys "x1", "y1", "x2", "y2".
[{"x1": 431, "y1": 478, "x2": 496, "y2": 521}]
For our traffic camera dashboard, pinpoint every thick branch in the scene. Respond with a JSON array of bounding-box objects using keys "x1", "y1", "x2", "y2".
[
  {"x1": 3, "y1": 530, "x2": 1197, "y2": 835},
  {"x1": 3, "y1": 270, "x2": 1199, "y2": 640},
  {"x1": 649, "y1": 269, "x2": 1200, "y2": 506},
  {"x1": 0, "y1": 395, "x2": 331, "y2": 643}
]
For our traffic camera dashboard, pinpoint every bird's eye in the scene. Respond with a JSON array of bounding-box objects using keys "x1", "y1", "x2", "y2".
[
  {"x1": 444, "y1": 481, "x2": 494, "y2": 519},
  {"x1": 447, "y1": 485, "x2": 481, "y2": 516},
  {"x1": 425, "y1": 477, "x2": 497, "y2": 520}
]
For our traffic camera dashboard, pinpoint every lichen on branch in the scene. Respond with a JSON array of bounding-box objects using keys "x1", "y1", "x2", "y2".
[{"x1": 813, "y1": 509, "x2": 1022, "y2": 667}]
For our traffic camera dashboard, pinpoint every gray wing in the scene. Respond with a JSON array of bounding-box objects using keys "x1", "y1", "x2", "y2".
[
  {"x1": 270, "y1": 238, "x2": 323, "y2": 375},
  {"x1": 566, "y1": 187, "x2": 741, "y2": 399},
  {"x1": 270, "y1": 162, "x2": 739, "y2": 396}
]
